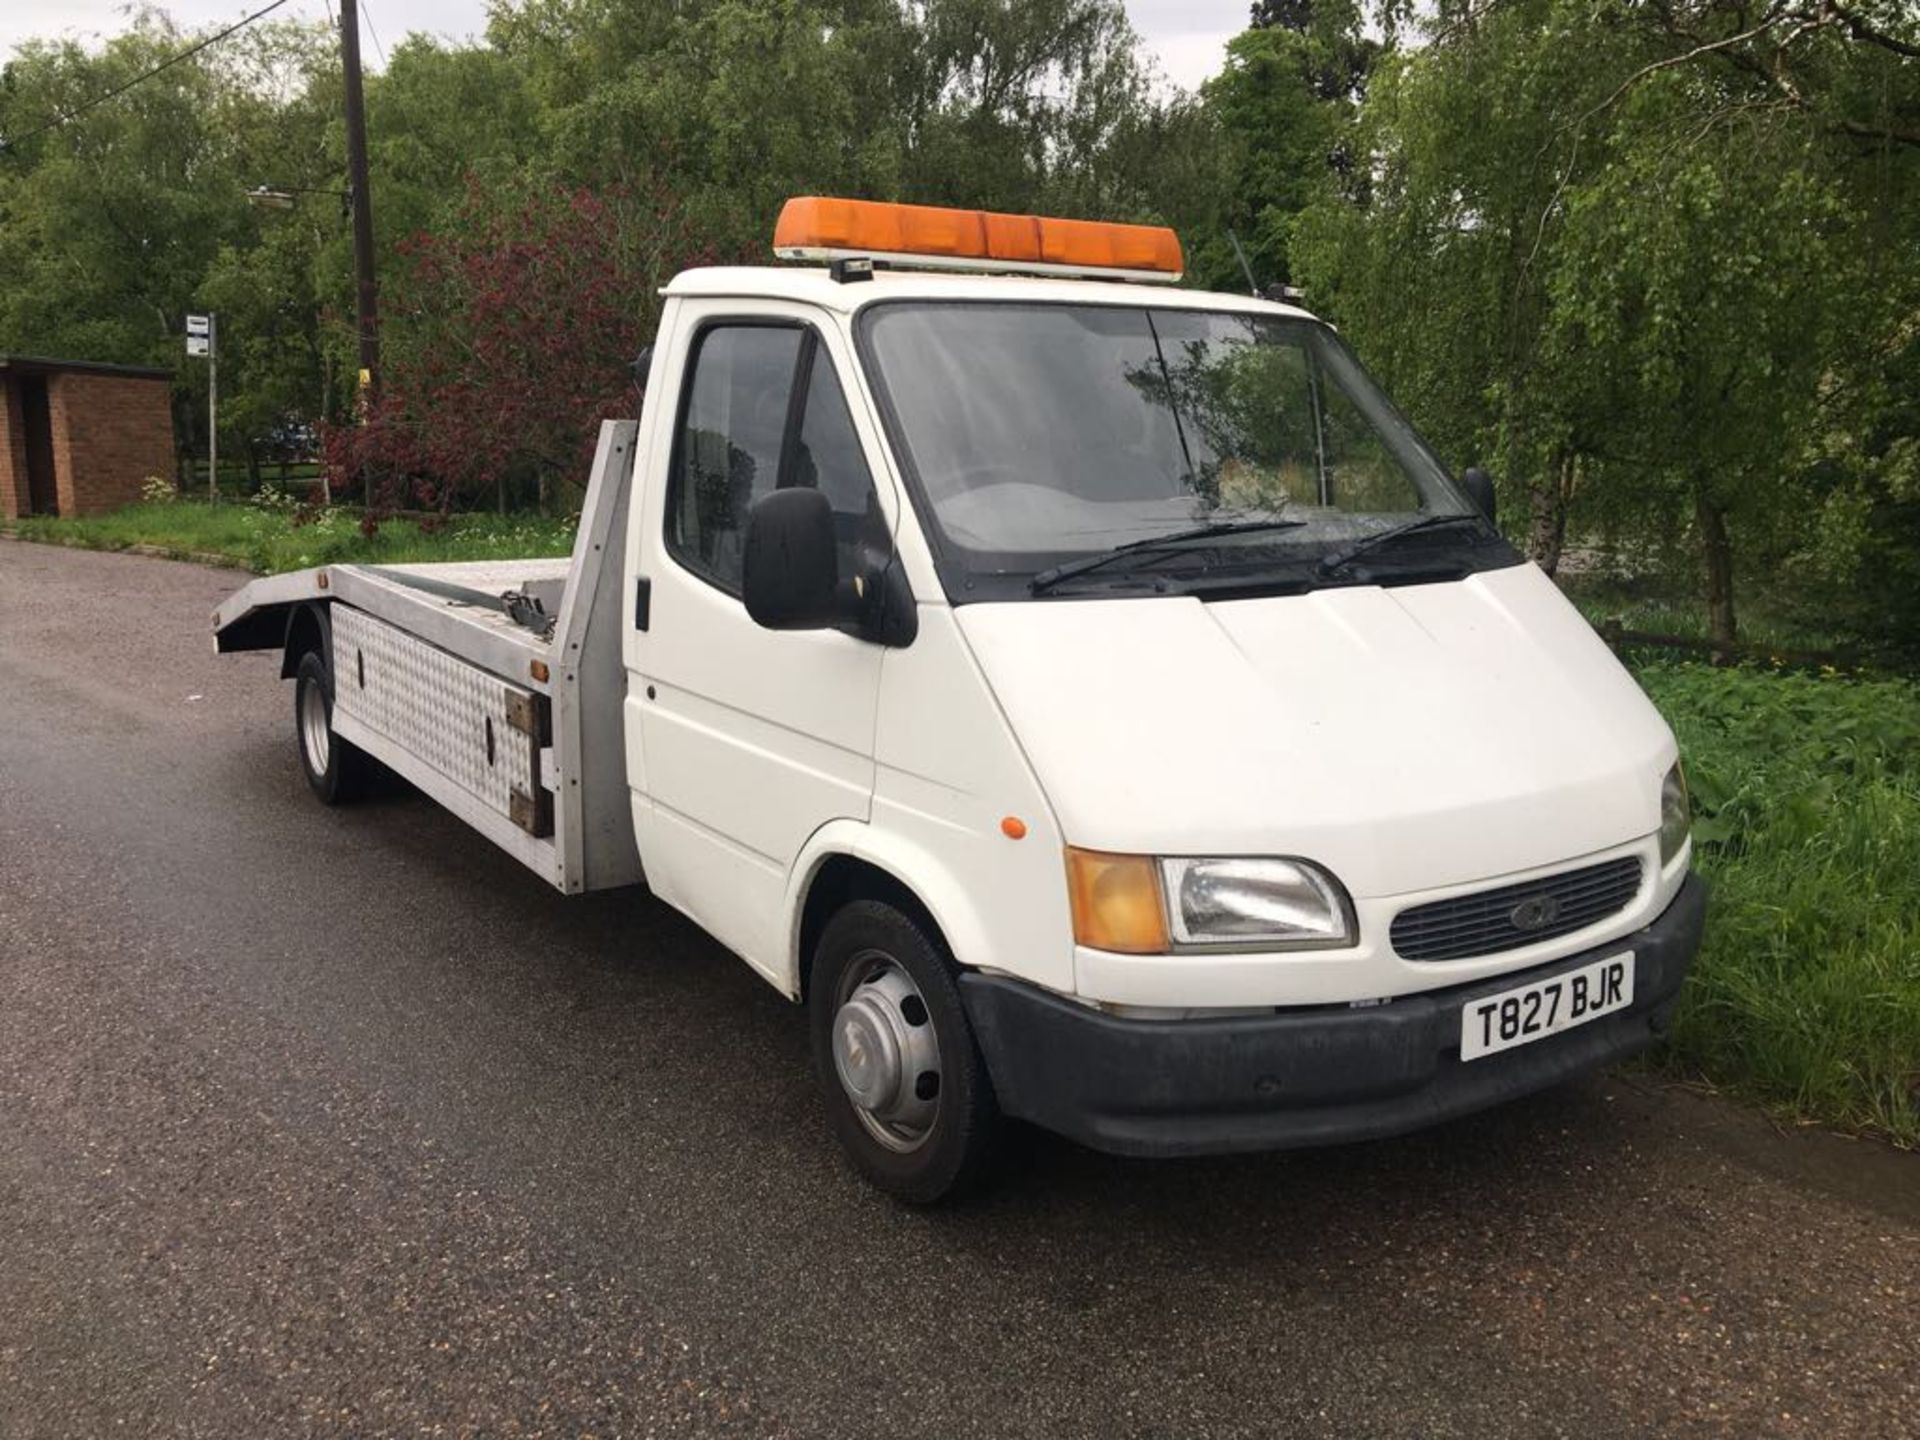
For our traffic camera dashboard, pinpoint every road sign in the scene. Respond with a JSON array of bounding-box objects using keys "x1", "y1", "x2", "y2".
[{"x1": 186, "y1": 313, "x2": 219, "y2": 501}]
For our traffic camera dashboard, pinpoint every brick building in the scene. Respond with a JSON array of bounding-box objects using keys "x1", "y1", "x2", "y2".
[{"x1": 1, "y1": 355, "x2": 176, "y2": 520}]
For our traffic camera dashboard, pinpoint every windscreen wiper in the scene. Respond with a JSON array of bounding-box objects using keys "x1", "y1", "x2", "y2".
[
  {"x1": 1316, "y1": 513, "x2": 1485, "y2": 576},
  {"x1": 1030, "y1": 518, "x2": 1307, "y2": 594}
]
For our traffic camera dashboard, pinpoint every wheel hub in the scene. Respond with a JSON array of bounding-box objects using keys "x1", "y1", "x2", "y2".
[
  {"x1": 300, "y1": 679, "x2": 331, "y2": 773},
  {"x1": 831, "y1": 960, "x2": 941, "y2": 1152}
]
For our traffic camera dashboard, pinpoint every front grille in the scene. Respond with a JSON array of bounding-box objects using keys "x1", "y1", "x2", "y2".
[{"x1": 1390, "y1": 856, "x2": 1643, "y2": 961}]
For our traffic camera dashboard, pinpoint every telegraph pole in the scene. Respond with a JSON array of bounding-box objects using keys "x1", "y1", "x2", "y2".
[{"x1": 339, "y1": 0, "x2": 379, "y2": 404}]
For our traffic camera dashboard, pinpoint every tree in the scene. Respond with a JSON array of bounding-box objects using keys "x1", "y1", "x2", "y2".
[
  {"x1": 329, "y1": 177, "x2": 729, "y2": 514},
  {"x1": 1289, "y1": 0, "x2": 1626, "y2": 570},
  {"x1": 0, "y1": 14, "x2": 341, "y2": 474},
  {"x1": 0, "y1": 18, "x2": 230, "y2": 366},
  {"x1": 1251, "y1": 0, "x2": 1379, "y2": 104},
  {"x1": 490, "y1": 0, "x2": 1163, "y2": 248},
  {"x1": 1547, "y1": 96, "x2": 1854, "y2": 649},
  {"x1": 1181, "y1": 0, "x2": 1376, "y2": 292},
  {"x1": 1275, "y1": 0, "x2": 1920, "y2": 651}
]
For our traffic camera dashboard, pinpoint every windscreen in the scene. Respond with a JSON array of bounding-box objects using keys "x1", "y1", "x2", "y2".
[{"x1": 860, "y1": 301, "x2": 1508, "y2": 600}]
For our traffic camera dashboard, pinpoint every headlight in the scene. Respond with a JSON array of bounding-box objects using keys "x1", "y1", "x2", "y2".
[
  {"x1": 1659, "y1": 761, "x2": 1691, "y2": 864},
  {"x1": 1065, "y1": 850, "x2": 1355, "y2": 953},
  {"x1": 1161, "y1": 857, "x2": 1354, "y2": 948}
]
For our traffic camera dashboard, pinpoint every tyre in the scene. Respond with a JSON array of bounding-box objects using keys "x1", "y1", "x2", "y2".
[
  {"x1": 293, "y1": 649, "x2": 374, "y2": 805},
  {"x1": 810, "y1": 899, "x2": 1000, "y2": 1203}
]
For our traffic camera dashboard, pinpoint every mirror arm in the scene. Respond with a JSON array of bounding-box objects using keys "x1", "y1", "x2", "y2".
[
  {"x1": 867, "y1": 556, "x2": 918, "y2": 647},
  {"x1": 1461, "y1": 465, "x2": 1498, "y2": 525},
  {"x1": 842, "y1": 551, "x2": 918, "y2": 648}
]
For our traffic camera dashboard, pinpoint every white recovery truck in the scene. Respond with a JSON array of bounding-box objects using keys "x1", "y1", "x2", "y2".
[{"x1": 216, "y1": 197, "x2": 1705, "y2": 1201}]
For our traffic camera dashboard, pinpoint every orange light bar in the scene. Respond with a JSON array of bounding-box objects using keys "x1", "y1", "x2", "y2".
[{"x1": 774, "y1": 196, "x2": 1184, "y2": 282}]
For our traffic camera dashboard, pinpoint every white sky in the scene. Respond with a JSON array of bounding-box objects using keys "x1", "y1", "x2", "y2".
[{"x1": 0, "y1": 0, "x2": 1248, "y2": 92}]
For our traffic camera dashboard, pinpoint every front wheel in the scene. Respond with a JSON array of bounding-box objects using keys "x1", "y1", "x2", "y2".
[
  {"x1": 810, "y1": 900, "x2": 999, "y2": 1203},
  {"x1": 293, "y1": 649, "x2": 374, "y2": 805}
]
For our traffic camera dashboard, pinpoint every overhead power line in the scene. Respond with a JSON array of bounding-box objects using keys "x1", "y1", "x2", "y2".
[
  {"x1": 1, "y1": 0, "x2": 295, "y2": 151},
  {"x1": 358, "y1": 0, "x2": 388, "y2": 67}
]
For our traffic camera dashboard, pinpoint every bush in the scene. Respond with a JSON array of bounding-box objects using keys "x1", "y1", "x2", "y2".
[
  {"x1": 325, "y1": 177, "x2": 732, "y2": 515},
  {"x1": 1638, "y1": 661, "x2": 1920, "y2": 1144}
]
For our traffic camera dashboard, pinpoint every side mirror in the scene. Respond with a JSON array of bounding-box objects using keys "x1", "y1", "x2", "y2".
[
  {"x1": 1462, "y1": 466, "x2": 1497, "y2": 524},
  {"x1": 743, "y1": 488, "x2": 839, "y2": 630}
]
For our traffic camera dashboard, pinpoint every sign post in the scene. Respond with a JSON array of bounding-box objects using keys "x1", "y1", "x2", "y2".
[{"x1": 187, "y1": 314, "x2": 216, "y2": 500}]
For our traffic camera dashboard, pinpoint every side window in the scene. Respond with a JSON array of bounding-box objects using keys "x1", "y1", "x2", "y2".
[
  {"x1": 668, "y1": 325, "x2": 803, "y2": 592},
  {"x1": 667, "y1": 321, "x2": 886, "y2": 596}
]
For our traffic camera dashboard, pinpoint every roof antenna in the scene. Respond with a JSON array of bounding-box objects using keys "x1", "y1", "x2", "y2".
[
  {"x1": 1227, "y1": 231, "x2": 1260, "y2": 296},
  {"x1": 1226, "y1": 231, "x2": 1307, "y2": 307}
]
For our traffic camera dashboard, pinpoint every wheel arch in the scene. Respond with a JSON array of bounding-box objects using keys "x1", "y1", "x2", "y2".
[
  {"x1": 279, "y1": 600, "x2": 333, "y2": 679},
  {"x1": 787, "y1": 825, "x2": 989, "y2": 1004}
]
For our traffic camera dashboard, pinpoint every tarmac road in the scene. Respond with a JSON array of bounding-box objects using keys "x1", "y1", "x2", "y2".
[{"x1": 1, "y1": 539, "x2": 1915, "y2": 1439}]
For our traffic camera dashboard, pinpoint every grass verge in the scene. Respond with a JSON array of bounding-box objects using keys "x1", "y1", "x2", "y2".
[
  {"x1": 1639, "y1": 660, "x2": 1920, "y2": 1146},
  {"x1": 5, "y1": 499, "x2": 575, "y2": 574}
]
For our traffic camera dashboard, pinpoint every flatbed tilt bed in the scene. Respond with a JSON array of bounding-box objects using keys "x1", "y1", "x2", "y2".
[{"x1": 213, "y1": 423, "x2": 642, "y2": 895}]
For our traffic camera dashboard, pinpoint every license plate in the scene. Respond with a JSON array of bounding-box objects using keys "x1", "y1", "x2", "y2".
[{"x1": 1459, "y1": 953, "x2": 1634, "y2": 1062}]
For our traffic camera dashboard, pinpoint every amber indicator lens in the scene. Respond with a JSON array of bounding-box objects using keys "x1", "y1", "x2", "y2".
[{"x1": 1064, "y1": 847, "x2": 1170, "y2": 954}]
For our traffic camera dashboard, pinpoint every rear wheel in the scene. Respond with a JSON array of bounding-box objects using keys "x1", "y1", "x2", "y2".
[
  {"x1": 810, "y1": 899, "x2": 999, "y2": 1203},
  {"x1": 293, "y1": 649, "x2": 373, "y2": 805}
]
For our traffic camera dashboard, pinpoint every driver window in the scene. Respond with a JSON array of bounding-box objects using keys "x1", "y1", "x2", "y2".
[
  {"x1": 669, "y1": 324, "x2": 801, "y2": 593},
  {"x1": 667, "y1": 321, "x2": 886, "y2": 597}
]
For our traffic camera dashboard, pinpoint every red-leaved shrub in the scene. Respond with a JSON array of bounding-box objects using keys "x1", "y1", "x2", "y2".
[{"x1": 325, "y1": 178, "x2": 735, "y2": 516}]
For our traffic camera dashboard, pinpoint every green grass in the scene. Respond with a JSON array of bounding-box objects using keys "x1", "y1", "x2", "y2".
[
  {"x1": 7, "y1": 499, "x2": 576, "y2": 574},
  {"x1": 1639, "y1": 660, "x2": 1920, "y2": 1145},
  {"x1": 1567, "y1": 581, "x2": 1852, "y2": 660}
]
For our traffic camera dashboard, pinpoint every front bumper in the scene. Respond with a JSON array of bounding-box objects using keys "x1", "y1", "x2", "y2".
[{"x1": 962, "y1": 872, "x2": 1707, "y2": 1158}]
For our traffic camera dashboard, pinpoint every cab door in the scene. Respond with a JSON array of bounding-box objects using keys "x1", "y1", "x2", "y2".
[{"x1": 624, "y1": 300, "x2": 897, "y2": 986}]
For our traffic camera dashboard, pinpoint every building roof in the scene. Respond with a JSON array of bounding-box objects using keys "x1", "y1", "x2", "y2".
[{"x1": 0, "y1": 354, "x2": 172, "y2": 381}]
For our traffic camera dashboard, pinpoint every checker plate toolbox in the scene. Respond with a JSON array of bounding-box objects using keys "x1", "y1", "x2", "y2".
[{"x1": 330, "y1": 604, "x2": 551, "y2": 836}]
